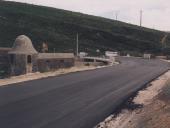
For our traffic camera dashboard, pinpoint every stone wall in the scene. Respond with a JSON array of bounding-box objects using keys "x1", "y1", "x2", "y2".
[
  {"x1": 0, "y1": 49, "x2": 10, "y2": 65},
  {"x1": 37, "y1": 58, "x2": 74, "y2": 72},
  {"x1": 0, "y1": 54, "x2": 9, "y2": 65},
  {"x1": 0, "y1": 49, "x2": 10, "y2": 78}
]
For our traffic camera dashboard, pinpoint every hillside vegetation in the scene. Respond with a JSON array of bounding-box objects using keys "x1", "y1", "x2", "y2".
[{"x1": 0, "y1": 1, "x2": 170, "y2": 55}]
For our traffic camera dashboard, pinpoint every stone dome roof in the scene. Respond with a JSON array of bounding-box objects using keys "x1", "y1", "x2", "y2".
[{"x1": 8, "y1": 35, "x2": 38, "y2": 54}]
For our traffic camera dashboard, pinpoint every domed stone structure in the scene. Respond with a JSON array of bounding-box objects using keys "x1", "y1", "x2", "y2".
[
  {"x1": 9, "y1": 35, "x2": 38, "y2": 54},
  {"x1": 8, "y1": 35, "x2": 38, "y2": 75}
]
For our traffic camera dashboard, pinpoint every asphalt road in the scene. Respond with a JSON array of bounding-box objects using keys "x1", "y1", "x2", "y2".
[{"x1": 0, "y1": 57, "x2": 169, "y2": 128}]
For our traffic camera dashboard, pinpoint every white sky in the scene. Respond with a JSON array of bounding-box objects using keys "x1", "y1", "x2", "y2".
[{"x1": 5, "y1": 0, "x2": 170, "y2": 31}]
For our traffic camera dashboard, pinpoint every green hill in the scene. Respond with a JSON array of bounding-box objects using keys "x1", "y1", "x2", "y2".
[{"x1": 0, "y1": 1, "x2": 170, "y2": 55}]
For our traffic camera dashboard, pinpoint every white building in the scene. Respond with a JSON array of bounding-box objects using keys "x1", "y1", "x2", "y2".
[
  {"x1": 143, "y1": 54, "x2": 151, "y2": 59},
  {"x1": 79, "y1": 52, "x2": 88, "y2": 58},
  {"x1": 105, "y1": 51, "x2": 118, "y2": 58}
]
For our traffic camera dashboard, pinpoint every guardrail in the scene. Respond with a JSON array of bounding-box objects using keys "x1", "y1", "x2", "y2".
[{"x1": 81, "y1": 56, "x2": 114, "y2": 64}]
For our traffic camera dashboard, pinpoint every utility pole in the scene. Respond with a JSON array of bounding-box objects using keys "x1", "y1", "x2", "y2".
[
  {"x1": 116, "y1": 12, "x2": 118, "y2": 20},
  {"x1": 115, "y1": 11, "x2": 119, "y2": 21},
  {"x1": 140, "y1": 10, "x2": 143, "y2": 27},
  {"x1": 76, "y1": 33, "x2": 79, "y2": 57}
]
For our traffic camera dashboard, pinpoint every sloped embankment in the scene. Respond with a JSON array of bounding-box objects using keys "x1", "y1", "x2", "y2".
[{"x1": 0, "y1": 1, "x2": 170, "y2": 55}]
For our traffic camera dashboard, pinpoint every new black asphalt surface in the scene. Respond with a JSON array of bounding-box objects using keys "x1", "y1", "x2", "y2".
[{"x1": 0, "y1": 57, "x2": 169, "y2": 128}]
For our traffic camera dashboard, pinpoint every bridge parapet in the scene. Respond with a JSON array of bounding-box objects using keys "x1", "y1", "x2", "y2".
[{"x1": 81, "y1": 56, "x2": 114, "y2": 65}]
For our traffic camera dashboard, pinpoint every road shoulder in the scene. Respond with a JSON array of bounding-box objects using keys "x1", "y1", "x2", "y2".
[{"x1": 0, "y1": 65, "x2": 114, "y2": 86}]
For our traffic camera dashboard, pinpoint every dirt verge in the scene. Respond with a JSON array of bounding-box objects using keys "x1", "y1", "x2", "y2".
[
  {"x1": 95, "y1": 70, "x2": 170, "y2": 128},
  {"x1": 0, "y1": 66, "x2": 98, "y2": 86}
]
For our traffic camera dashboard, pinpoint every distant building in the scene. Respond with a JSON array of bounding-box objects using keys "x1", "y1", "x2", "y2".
[
  {"x1": 155, "y1": 56, "x2": 167, "y2": 60},
  {"x1": 143, "y1": 54, "x2": 151, "y2": 59},
  {"x1": 0, "y1": 35, "x2": 75, "y2": 76},
  {"x1": 79, "y1": 52, "x2": 88, "y2": 58},
  {"x1": 126, "y1": 54, "x2": 130, "y2": 57},
  {"x1": 105, "y1": 51, "x2": 118, "y2": 58}
]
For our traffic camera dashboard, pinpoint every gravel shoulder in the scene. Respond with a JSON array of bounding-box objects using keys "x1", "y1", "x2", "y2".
[{"x1": 96, "y1": 70, "x2": 170, "y2": 128}]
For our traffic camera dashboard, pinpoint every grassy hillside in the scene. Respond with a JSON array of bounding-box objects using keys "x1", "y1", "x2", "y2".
[{"x1": 0, "y1": 1, "x2": 170, "y2": 55}]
